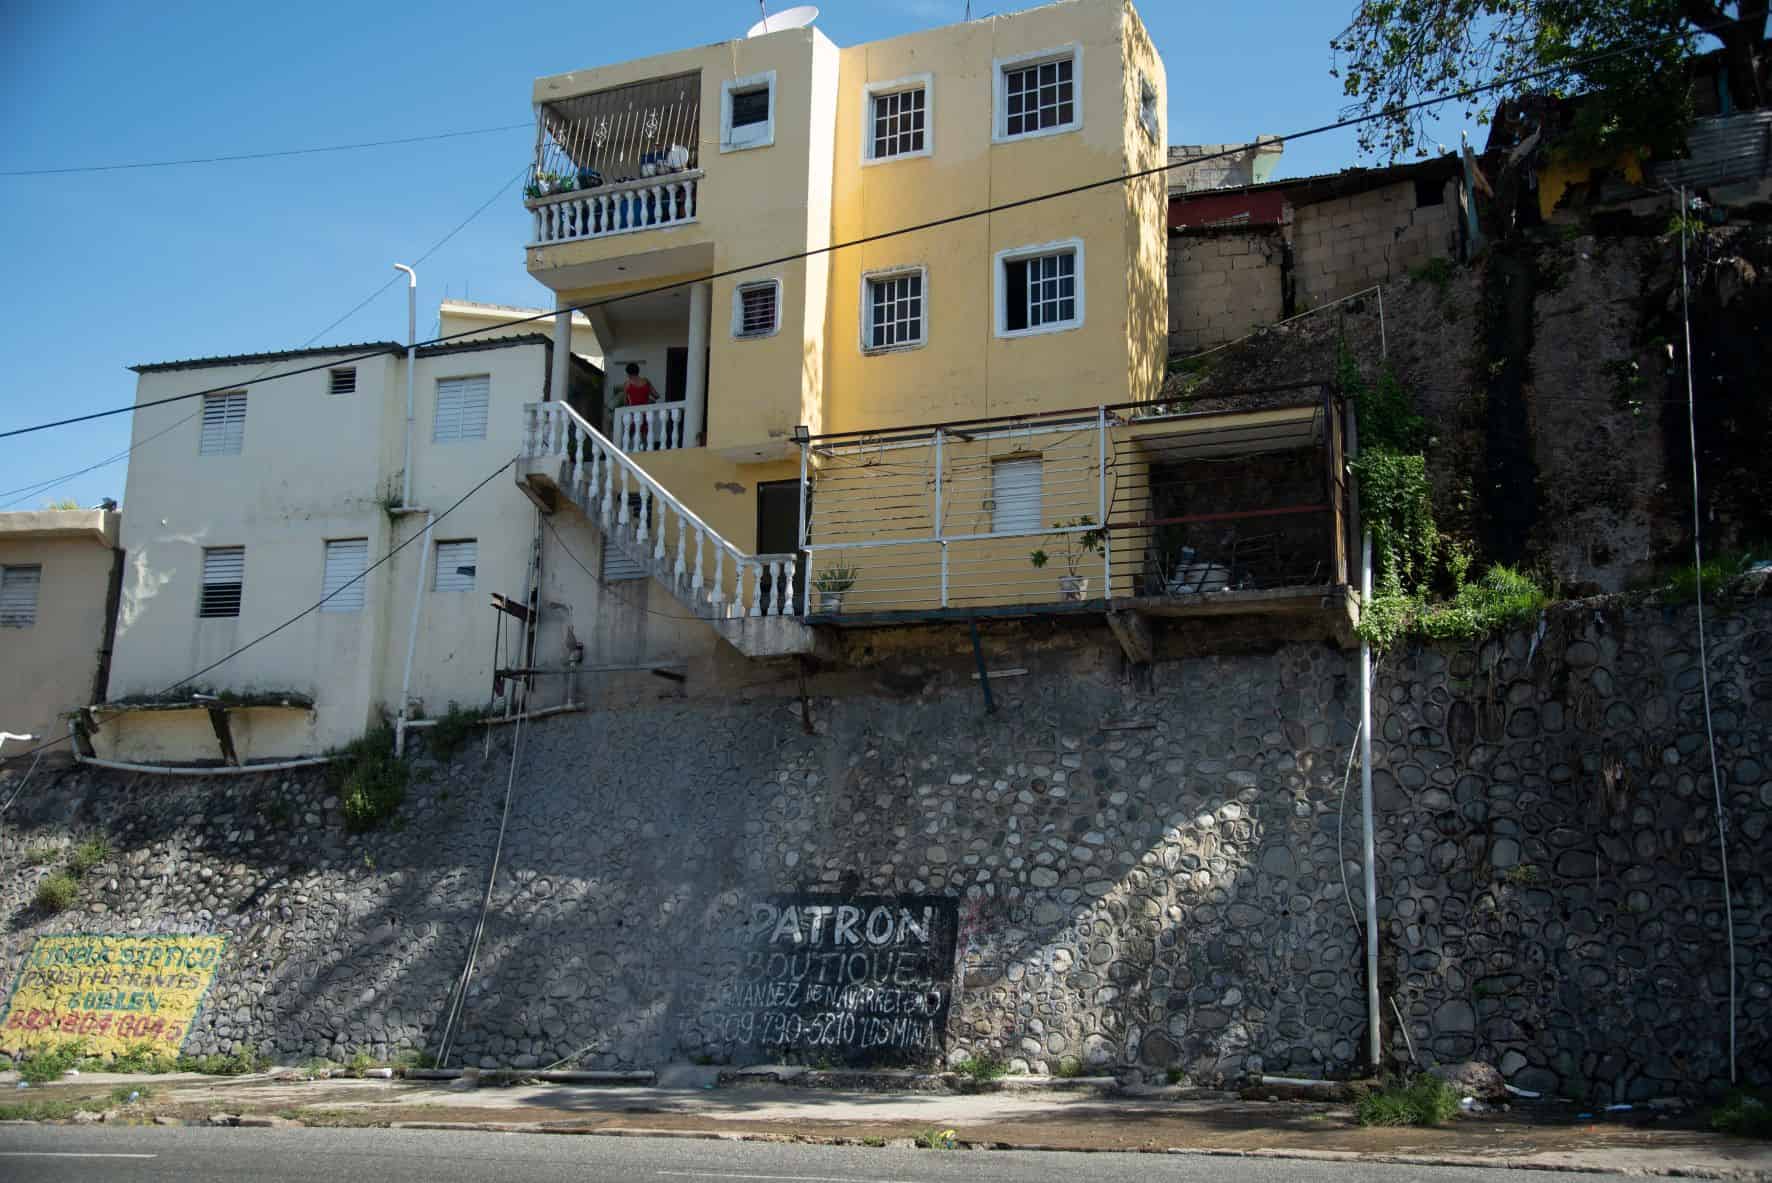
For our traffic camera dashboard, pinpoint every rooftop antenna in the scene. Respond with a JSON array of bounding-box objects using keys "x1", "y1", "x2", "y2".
[{"x1": 747, "y1": 4, "x2": 818, "y2": 37}]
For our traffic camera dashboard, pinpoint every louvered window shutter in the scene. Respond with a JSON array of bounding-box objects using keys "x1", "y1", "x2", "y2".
[
  {"x1": 0, "y1": 565, "x2": 41, "y2": 628},
  {"x1": 321, "y1": 539, "x2": 369, "y2": 612}
]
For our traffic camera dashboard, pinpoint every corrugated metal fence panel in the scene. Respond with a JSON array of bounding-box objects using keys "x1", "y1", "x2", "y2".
[
  {"x1": 433, "y1": 376, "x2": 491, "y2": 442},
  {"x1": 321, "y1": 539, "x2": 369, "y2": 612},
  {"x1": 1650, "y1": 111, "x2": 1772, "y2": 189},
  {"x1": 0, "y1": 564, "x2": 41, "y2": 628},
  {"x1": 434, "y1": 540, "x2": 478, "y2": 592}
]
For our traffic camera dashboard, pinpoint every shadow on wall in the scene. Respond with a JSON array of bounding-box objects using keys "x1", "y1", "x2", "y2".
[{"x1": 0, "y1": 596, "x2": 1764, "y2": 1096}]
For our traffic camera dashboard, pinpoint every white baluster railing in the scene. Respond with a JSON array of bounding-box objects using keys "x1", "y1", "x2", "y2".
[
  {"x1": 526, "y1": 172, "x2": 704, "y2": 247},
  {"x1": 611, "y1": 403, "x2": 688, "y2": 452},
  {"x1": 521, "y1": 401, "x2": 801, "y2": 620}
]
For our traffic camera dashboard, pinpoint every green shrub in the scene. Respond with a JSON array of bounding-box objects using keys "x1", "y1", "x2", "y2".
[
  {"x1": 914, "y1": 1126, "x2": 959, "y2": 1150},
  {"x1": 111, "y1": 1084, "x2": 155, "y2": 1105},
  {"x1": 345, "y1": 1049, "x2": 377, "y2": 1077},
  {"x1": 111, "y1": 1041, "x2": 178, "y2": 1074},
  {"x1": 1410, "y1": 256, "x2": 1456, "y2": 290},
  {"x1": 952, "y1": 1054, "x2": 1008, "y2": 1085},
  {"x1": 19, "y1": 1039, "x2": 89, "y2": 1084},
  {"x1": 23, "y1": 846, "x2": 57, "y2": 867},
  {"x1": 392, "y1": 1049, "x2": 437, "y2": 1071},
  {"x1": 333, "y1": 725, "x2": 408, "y2": 832},
  {"x1": 1051, "y1": 1056, "x2": 1085, "y2": 1078},
  {"x1": 68, "y1": 837, "x2": 110, "y2": 877},
  {"x1": 1711, "y1": 1090, "x2": 1772, "y2": 1139},
  {"x1": 1665, "y1": 550, "x2": 1763, "y2": 602},
  {"x1": 35, "y1": 873, "x2": 79, "y2": 914},
  {"x1": 1356, "y1": 1076, "x2": 1461, "y2": 1127}
]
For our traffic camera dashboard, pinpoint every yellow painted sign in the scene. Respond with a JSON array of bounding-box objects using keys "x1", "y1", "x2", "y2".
[{"x1": 1, "y1": 934, "x2": 227, "y2": 1055}]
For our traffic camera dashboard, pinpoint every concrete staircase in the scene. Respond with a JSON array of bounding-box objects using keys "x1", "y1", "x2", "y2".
[{"x1": 517, "y1": 402, "x2": 818, "y2": 658}]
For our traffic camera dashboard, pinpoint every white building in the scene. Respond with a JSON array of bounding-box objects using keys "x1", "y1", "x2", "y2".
[{"x1": 97, "y1": 306, "x2": 715, "y2": 765}]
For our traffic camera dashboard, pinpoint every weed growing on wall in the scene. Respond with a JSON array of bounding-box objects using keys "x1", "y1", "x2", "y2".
[
  {"x1": 34, "y1": 873, "x2": 78, "y2": 914},
  {"x1": 1342, "y1": 344, "x2": 1549, "y2": 648},
  {"x1": 1711, "y1": 1090, "x2": 1772, "y2": 1139},
  {"x1": 331, "y1": 725, "x2": 408, "y2": 833},
  {"x1": 68, "y1": 837, "x2": 109, "y2": 877}
]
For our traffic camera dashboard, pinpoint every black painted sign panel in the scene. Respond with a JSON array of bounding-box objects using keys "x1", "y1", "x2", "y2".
[{"x1": 705, "y1": 895, "x2": 960, "y2": 1066}]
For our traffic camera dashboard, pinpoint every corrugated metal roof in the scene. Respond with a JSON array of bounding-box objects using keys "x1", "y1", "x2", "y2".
[
  {"x1": 1650, "y1": 110, "x2": 1772, "y2": 189},
  {"x1": 130, "y1": 342, "x2": 402, "y2": 374}
]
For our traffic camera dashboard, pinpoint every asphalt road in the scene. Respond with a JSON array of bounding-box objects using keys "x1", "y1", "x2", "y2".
[{"x1": 0, "y1": 1125, "x2": 1653, "y2": 1182}]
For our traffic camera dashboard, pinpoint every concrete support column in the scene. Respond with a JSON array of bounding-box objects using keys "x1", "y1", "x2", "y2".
[
  {"x1": 685, "y1": 281, "x2": 711, "y2": 447},
  {"x1": 551, "y1": 307, "x2": 572, "y2": 406}
]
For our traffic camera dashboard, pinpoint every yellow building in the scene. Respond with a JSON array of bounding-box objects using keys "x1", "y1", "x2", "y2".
[
  {"x1": 513, "y1": 0, "x2": 1352, "y2": 648},
  {"x1": 0, "y1": 509, "x2": 121, "y2": 761}
]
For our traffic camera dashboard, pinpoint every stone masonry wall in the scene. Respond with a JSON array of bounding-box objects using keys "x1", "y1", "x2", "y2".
[{"x1": 1, "y1": 597, "x2": 1767, "y2": 1097}]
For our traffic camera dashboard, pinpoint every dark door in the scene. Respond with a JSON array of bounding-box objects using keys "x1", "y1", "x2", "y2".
[
  {"x1": 756, "y1": 479, "x2": 805, "y2": 614},
  {"x1": 665, "y1": 347, "x2": 689, "y2": 403}
]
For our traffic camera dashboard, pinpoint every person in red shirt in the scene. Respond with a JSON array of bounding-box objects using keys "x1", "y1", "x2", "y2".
[{"x1": 622, "y1": 363, "x2": 659, "y2": 407}]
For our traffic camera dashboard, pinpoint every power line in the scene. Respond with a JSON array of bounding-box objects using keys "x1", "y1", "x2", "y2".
[
  {"x1": 0, "y1": 166, "x2": 528, "y2": 507},
  {"x1": 1, "y1": 457, "x2": 516, "y2": 765},
  {"x1": 1, "y1": 16, "x2": 1734, "y2": 446},
  {"x1": 1, "y1": 123, "x2": 532, "y2": 178}
]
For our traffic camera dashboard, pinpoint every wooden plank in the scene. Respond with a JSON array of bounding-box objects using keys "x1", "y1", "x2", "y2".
[{"x1": 1105, "y1": 610, "x2": 1155, "y2": 663}]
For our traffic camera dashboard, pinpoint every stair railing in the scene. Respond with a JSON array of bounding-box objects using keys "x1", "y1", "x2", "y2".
[{"x1": 522, "y1": 402, "x2": 798, "y2": 618}]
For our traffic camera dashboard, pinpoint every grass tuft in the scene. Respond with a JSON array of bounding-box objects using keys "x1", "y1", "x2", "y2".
[
  {"x1": 18, "y1": 1040, "x2": 89, "y2": 1085},
  {"x1": 951, "y1": 1054, "x2": 1008, "y2": 1085},
  {"x1": 424, "y1": 705, "x2": 486, "y2": 763},
  {"x1": 914, "y1": 1126, "x2": 959, "y2": 1150},
  {"x1": 67, "y1": 837, "x2": 110, "y2": 877},
  {"x1": 1356, "y1": 1076, "x2": 1462, "y2": 1127}
]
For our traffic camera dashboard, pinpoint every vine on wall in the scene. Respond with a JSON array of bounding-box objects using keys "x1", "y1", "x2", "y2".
[{"x1": 1343, "y1": 345, "x2": 1548, "y2": 648}]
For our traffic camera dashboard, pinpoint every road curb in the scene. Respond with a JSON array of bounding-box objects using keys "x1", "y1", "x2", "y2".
[{"x1": 339, "y1": 1118, "x2": 1772, "y2": 1179}]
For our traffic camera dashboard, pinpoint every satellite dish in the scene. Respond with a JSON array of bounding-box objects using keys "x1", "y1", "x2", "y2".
[{"x1": 747, "y1": 5, "x2": 818, "y2": 37}]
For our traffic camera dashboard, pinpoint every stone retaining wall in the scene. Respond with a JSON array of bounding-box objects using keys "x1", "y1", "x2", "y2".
[{"x1": 1, "y1": 597, "x2": 1766, "y2": 1098}]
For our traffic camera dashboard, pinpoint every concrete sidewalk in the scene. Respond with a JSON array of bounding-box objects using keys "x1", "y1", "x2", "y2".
[{"x1": 7, "y1": 1070, "x2": 1771, "y2": 1180}]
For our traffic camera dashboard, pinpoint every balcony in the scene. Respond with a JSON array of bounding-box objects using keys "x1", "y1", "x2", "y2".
[
  {"x1": 612, "y1": 402, "x2": 689, "y2": 452},
  {"x1": 526, "y1": 71, "x2": 703, "y2": 249}
]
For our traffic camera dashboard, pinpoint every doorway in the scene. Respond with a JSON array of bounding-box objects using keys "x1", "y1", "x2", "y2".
[
  {"x1": 665, "y1": 347, "x2": 688, "y2": 403},
  {"x1": 756, "y1": 479, "x2": 806, "y2": 614}
]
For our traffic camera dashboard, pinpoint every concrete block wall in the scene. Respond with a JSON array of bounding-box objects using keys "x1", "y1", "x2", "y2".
[
  {"x1": 1167, "y1": 230, "x2": 1285, "y2": 355},
  {"x1": 1291, "y1": 179, "x2": 1458, "y2": 310},
  {"x1": 1167, "y1": 177, "x2": 1462, "y2": 354}
]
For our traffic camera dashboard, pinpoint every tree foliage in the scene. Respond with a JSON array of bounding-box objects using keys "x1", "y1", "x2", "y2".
[{"x1": 1332, "y1": 0, "x2": 1769, "y2": 159}]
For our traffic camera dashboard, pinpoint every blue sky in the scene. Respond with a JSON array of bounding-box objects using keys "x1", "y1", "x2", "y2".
[{"x1": 0, "y1": 0, "x2": 1460, "y2": 508}]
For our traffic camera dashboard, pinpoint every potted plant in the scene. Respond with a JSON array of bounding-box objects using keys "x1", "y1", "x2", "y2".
[
  {"x1": 813, "y1": 562, "x2": 858, "y2": 614},
  {"x1": 1029, "y1": 517, "x2": 1107, "y2": 601}
]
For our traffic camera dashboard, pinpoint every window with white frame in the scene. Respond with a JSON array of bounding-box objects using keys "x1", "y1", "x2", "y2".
[
  {"x1": 0, "y1": 565, "x2": 41, "y2": 628},
  {"x1": 862, "y1": 268, "x2": 926, "y2": 352},
  {"x1": 721, "y1": 71, "x2": 776, "y2": 152},
  {"x1": 200, "y1": 547, "x2": 244, "y2": 618},
  {"x1": 199, "y1": 391, "x2": 247, "y2": 456},
  {"x1": 1138, "y1": 74, "x2": 1160, "y2": 142},
  {"x1": 997, "y1": 48, "x2": 1079, "y2": 140},
  {"x1": 320, "y1": 538, "x2": 369, "y2": 612},
  {"x1": 433, "y1": 375, "x2": 490, "y2": 442},
  {"x1": 733, "y1": 281, "x2": 780, "y2": 338},
  {"x1": 996, "y1": 240, "x2": 1083, "y2": 336},
  {"x1": 866, "y1": 78, "x2": 929, "y2": 161},
  {"x1": 328, "y1": 367, "x2": 357, "y2": 395},
  {"x1": 433, "y1": 540, "x2": 477, "y2": 592},
  {"x1": 991, "y1": 457, "x2": 1042, "y2": 534}
]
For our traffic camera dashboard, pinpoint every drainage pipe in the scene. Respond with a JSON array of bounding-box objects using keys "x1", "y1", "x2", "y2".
[
  {"x1": 394, "y1": 511, "x2": 435, "y2": 757},
  {"x1": 1359, "y1": 533, "x2": 1379, "y2": 1070},
  {"x1": 393, "y1": 264, "x2": 417, "y2": 508}
]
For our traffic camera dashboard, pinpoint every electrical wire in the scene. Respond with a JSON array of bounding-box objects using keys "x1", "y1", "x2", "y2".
[
  {"x1": 1675, "y1": 184, "x2": 1737, "y2": 1085},
  {"x1": 0, "y1": 167, "x2": 528, "y2": 509},
  {"x1": 1, "y1": 123, "x2": 532, "y2": 177},
  {"x1": 0, "y1": 456, "x2": 517, "y2": 766},
  {"x1": 2, "y1": 16, "x2": 1742, "y2": 446}
]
